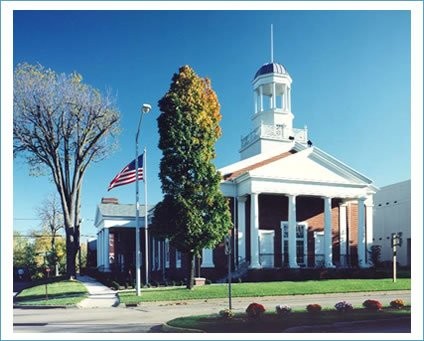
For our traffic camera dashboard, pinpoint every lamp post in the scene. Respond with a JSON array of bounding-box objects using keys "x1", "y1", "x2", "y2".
[{"x1": 135, "y1": 103, "x2": 151, "y2": 296}]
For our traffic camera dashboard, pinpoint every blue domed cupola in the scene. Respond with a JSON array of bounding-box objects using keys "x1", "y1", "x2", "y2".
[
  {"x1": 252, "y1": 61, "x2": 293, "y2": 123},
  {"x1": 254, "y1": 62, "x2": 288, "y2": 79},
  {"x1": 239, "y1": 26, "x2": 308, "y2": 160}
]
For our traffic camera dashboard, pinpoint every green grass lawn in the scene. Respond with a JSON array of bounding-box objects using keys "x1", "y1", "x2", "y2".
[
  {"x1": 167, "y1": 307, "x2": 410, "y2": 333},
  {"x1": 14, "y1": 280, "x2": 88, "y2": 306},
  {"x1": 119, "y1": 278, "x2": 410, "y2": 304}
]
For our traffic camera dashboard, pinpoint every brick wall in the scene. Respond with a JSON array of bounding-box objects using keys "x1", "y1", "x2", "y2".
[{"x1": 233, "y1": 194, "x2": 360, "y2": 267}]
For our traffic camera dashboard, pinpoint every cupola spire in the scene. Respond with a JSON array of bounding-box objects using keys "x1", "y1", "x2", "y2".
[{"x1": 270, "y1": 24, "x2": 274, "y2": 63}]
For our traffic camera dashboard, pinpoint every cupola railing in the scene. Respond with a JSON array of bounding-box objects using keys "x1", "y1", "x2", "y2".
[{"x1": 241, "y1": 123, "x2": 308, "y2": 150}]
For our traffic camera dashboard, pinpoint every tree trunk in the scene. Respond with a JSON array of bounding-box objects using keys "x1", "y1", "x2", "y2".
[
  {"x1": 196, "y1": 256, "x2": 201, "y2": 278},
  {"x1": 65, "y1": 225, "x2": 80, "y2": 279},
  {"x1": 186, "y1": 251, "x2": 195, "y2": 289}
]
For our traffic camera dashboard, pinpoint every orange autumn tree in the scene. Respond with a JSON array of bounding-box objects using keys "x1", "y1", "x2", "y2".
[{"x1": 153, "y1": 65, "x2": 232, "y2": 289}]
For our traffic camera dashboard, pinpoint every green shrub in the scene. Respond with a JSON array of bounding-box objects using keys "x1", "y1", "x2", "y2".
[{"x1": 110, "y1": 281, "x2": 120, "y2": 290}]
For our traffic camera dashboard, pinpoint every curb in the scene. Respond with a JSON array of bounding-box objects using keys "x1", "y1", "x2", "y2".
[
  {"x1": 13, "y1": 304, "x2": 76, "y2": 309},
  {"x1": 160, "y1": 323, "x2": 205, "y2": 333},
  {"x1": 284, "y1": 316, "x2": 411, "y2": 332}
]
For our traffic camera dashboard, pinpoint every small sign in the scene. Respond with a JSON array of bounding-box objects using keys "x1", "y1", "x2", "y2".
[{"x1": 46, "y1": 268, "x2": 51, "y2": 272}]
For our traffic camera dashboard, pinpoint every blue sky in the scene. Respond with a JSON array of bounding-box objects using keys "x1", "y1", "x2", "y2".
[{"x1": 11, "y1": 8, "x2": 412, "y2": 240}]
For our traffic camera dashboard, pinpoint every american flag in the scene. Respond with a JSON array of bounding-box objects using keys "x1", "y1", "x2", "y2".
[{"x1": 108, "y1": 154, "x2": 144, "y2": 191}]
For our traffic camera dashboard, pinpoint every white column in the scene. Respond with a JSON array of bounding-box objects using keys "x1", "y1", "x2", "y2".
[
  {"x1": 99, "y1": 230, "x2": 104, "y2": 269},
  {"x1": 96, "y1": 232, "x2": 101, "y2": 269},
  {"x1": 201, "y1": 248, "x2": 214, "y2": 267},
  {"x1": 357, "y1": 198, "x2": 367, "y2": 268},
  {"x1": 250, "y1": 192, "x2": 261, "y2": 268},
  {"x1": 259, "y1": 86, "x2": 263, "y2": 112},
  {"x1": 339, "y1": 203, "x2": 348, "y2": 267},
  {"x1": 254, "y1": 90, "x2": 258, "y2": 114},
  {"x1": 237, "y1": 196, "x2": 247, "y2": 262},
  {"x1": 324, "y1": 197, "x2": 334, "y2": 268},
  {"x1": 103, "y1": 228, "x2": 110, "y2": 271},
  {"x1": 287, "y1": 87, "x2": 291, "y2": 112},
  {"x1": 272, "y1": 82, "x2": 276, "y2": 109},
  {"x1": 365, "y1": 201, "x2": 374, "y2": 266},
  {"x1": 282, "y1": 84, "x2": 286, "y2": 111},
  {"x1": 288, "y1": 194, "x2": 298, "y2": 268}
]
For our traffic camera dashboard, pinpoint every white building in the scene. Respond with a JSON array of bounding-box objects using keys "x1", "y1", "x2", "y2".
[
  {"x1": 373, "y1": 180, "x2": 411, "y2": 267},
  {"x1": 217, "y1": 60, "x2": 378, "y2": 270},
  {"x1": 93, "y1": 57, "x2": 381, "y2": 282}
]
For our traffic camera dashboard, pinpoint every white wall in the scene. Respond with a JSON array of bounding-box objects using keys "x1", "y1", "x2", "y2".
[{"x1": 373, "y1": 180, "x2": 411, "y2": 266}]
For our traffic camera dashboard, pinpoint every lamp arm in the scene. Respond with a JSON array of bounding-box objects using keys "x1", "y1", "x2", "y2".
[{"x1": 136, "y1": 113, "x2": 144, "y2": 143}]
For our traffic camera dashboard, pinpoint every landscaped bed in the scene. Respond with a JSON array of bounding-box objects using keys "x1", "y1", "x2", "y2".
[{"x1": 167, "y1": 303, "x2": 411, "y2": 333}]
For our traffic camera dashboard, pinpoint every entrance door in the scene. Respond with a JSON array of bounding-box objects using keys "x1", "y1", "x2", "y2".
[
  {"x1": 281, "y1": 222, "x2": 308, "y2": 266},
  {"x1": 259, "y1": 230, "x2": 275, "y2": 268}
]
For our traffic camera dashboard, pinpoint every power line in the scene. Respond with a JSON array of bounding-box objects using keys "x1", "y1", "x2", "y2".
[
  {"x1": 14, "y1": 218, "x2": 95, "y2": 221},
  {"x1": 14, "y1": 234, "x2": 96, "y2": 238}
]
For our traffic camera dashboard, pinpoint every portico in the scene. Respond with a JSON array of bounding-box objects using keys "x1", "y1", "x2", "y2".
[
  {"x1": 217, "y1": 60, "x2": 377, "y2": 271},
  {"x1": 222, "y1": 169, "x2": 375, "y2": 269}
]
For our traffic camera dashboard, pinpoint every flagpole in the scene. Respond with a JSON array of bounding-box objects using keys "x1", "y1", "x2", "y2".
[
  {"x1": 135, "y1": 127, "x2": 142, "y2": 297},
  {"x1": 144, "y1": 147, "x2": 149, "y2": 286},
  {"x1": 134, "y1": 103, "x2": 151, "y2": 296}
]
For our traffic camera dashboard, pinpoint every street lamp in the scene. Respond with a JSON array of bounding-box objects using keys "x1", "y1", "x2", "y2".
[{"x1": 135, "y1": 103, "x2": 151, "y2": 296}]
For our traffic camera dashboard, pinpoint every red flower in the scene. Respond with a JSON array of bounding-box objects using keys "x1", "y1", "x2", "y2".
[
  {"x1": 246, "y1": 303, "x2": 266, "y2": 318},
  {"x1": 306, "y1": 303, "x2": 322, "y2": 313},
  {"x1": 362, "y1": 299, "x2": 383, "y2": 310}
]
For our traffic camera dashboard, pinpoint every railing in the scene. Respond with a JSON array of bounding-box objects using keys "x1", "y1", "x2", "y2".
[
  {"x1": 241, "y1": 124, "x2": 308, "y2": 149},
  {"x1": 240, "y1": 126, "x2": 260, "y2": 149},
  {"x1": 314, "y1": 254, "x2": 325, "y2": 268}
]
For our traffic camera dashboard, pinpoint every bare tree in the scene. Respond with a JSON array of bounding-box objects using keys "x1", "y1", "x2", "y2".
[
  {"x1": 37, "y1": 194, "x2": 64, "y2": 276},
  {"x1": 14, "y1": 63, "x2": 120, "y2": 278}
]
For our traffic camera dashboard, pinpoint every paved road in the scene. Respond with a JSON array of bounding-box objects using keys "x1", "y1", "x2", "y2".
[{"x1": 13, "y1": 290, "x2": 411, "y2": 333}]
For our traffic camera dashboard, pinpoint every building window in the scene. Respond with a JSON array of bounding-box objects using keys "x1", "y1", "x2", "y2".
[
  {"x1": 165, "y1": 239, "x2": 170, "y2": 268},
  {"x1": 152, "y1": 238, "x2": 157, "y2": 271},
  {"x1": 176, "y1": 250, "x2": 182, "y2": 268}
]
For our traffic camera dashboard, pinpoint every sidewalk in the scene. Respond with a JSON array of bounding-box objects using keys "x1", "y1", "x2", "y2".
[
  {"x1": 75, "y1": 275, "x2": 411, "y2": 314},
  {"x1": 76, "y1": 275, "x2": 119, "y2": 308}
]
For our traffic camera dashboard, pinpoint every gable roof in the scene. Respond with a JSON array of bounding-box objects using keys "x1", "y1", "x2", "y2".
[
  {"x1": 223, "y1": 150, "x2": 296, "y2": 180},
  {"x1": 97, "y1": 203, "x2": 153, "y2": 218},
  {"x1": 220, "y1": 143, "x2": 376, "y2": 189},
  {"x1": 94, "y1": 203, "x2": 155, "y2": 227}
]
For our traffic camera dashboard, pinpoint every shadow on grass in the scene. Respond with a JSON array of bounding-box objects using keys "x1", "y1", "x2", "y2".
[{"x1": 15, "y1": 291, "x2": 87, "y2": 303}]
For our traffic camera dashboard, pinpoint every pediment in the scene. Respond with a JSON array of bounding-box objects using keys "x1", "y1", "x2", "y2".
[{"x1": 248, "y1": 147, "x2": 372, "y2": 186}]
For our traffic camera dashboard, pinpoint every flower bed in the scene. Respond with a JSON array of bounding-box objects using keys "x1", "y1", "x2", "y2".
[
  {"x1": 246, "y1": 303, "x2": 266, "y2": 318},
  {"x1": 390, "y1": 299, "x2": 405, "y2": 310},
  {"x1": 306, "y1": 303, "x2": 322, "y2": 313},
  {"x1": 334, "y1": 301, "x2": 353, "y2": 312},
  {"x1": 275, "y1": 304, "x2": 292, "y2": 316},
  {"x1": 219, "y1": 309, "x2": 234, "y2": 319},
  {"x1": 362, "y1": 299, "x2": 383, "y2": 311}
]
